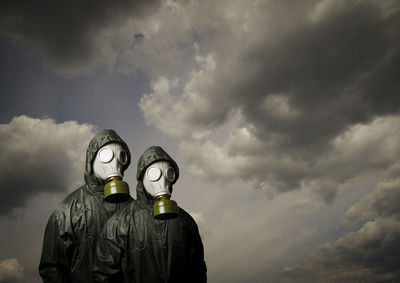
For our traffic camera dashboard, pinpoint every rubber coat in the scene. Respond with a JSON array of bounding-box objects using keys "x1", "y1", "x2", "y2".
[
  {"x1": 93, "y1": 146, "x2": 207, "y2": 283},
  {"x1": 39, "y1": 129, "x2": 132, "y2": 283}
]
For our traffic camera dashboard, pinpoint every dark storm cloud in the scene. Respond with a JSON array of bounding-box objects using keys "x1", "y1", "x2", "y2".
[
  {"x1": 0, "y1": 115, "x2": 95, "y2": 214},
  {"x1": 140, "y1": 0, "x2": 400, "y2": 201},
  {"x1": 193, "y1": 0, "x2": 400, "y2": 158},
  {"x1": 238, "y1": 0, "x2": 400, "y2": 154},
  {"x1": 281, "y1": 178, "x2": 400, "y2": 282},
  {"x1": 0, "y1": 0, "x2": 161, "y2": 73}
]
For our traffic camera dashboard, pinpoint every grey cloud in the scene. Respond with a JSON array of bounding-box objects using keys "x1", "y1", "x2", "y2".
[
  {"x1": 0, "y1": 115, "x2": 95, "y2": 214},
  {"x1": 281, "y1": 177, "x2": 400, "y2": 282},
  {"x1": 0, "y1": 0, "x2": 161, "y2": 74},
  {"x1": 342, "y1": 178, "x2": 400, "y2": 226},
  {"x1": 114, "y1": 1, "x2": 202, "y2": 78},
  {"x1": 281, "y1": 219, "x2": 400, "y2": 282},
  {"x1": 0, "y1": 258, "x2": 23, "y2": 282},
  {"x1": 139, "y1": 0, "x2": 400, "y2": 201}
]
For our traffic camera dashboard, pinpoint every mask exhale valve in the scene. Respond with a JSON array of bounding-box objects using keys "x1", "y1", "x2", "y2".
[
  {"x1": 153, "y1": 194, "x2": 178, "y2": 220},
  {"x1": 104, "y1": 176, "x2": 130, "y2": 203}
]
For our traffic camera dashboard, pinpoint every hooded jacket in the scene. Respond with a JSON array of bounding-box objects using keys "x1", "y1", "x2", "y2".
[
  {"x1": 93, "y1": 146, "x2": 207, "y2": 283},
  {"x1": 39, "y1": 129, "x2": 132, "y2": 283}
]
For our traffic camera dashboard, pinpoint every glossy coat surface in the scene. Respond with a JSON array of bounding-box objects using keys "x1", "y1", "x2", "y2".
[
  {"x1": 94, "y1": 146, "x2": 207, "y2": 283},
  {"x1": 39, "y1": 129, "x2": 132, "y2": 283}
]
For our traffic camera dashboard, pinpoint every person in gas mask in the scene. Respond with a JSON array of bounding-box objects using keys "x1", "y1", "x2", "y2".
[
  {"x1": 39, "y1": 129, "x2": 132, "y2": 283},
  {"x1": 93, "y1": 146, "x2": 207, "y2": 283}
]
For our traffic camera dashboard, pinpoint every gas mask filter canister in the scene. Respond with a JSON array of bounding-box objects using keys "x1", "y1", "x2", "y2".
[
  {"x1": 143, "y1": 161, "x2": 178, "y2": 220},
  {"x1": 93, "y1": 143, "x2": 130, "y2": 203}
]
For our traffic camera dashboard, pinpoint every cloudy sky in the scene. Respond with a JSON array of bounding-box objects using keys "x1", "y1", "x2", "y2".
[{"x1": 1, "y1": 0, "x2": 399, "y2": 282}]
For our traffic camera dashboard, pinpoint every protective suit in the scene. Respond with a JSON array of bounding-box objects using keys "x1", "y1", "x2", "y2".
[
  {"x1": 39, "y1": 129, "x2": 132, "y2": 283},
  {"x1": 93, "y1": 146, "x2": 207, "y2": 283}
]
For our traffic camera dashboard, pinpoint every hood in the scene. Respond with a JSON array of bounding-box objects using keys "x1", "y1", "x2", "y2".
[
  {"x1": 84, "y1": 129, "x2": 131, "y2": 188},
  {"x1": 136, "y1": 146, "x2": 179, "y2": 204}
]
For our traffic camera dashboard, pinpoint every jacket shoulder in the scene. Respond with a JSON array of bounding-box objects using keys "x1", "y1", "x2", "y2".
[
  {"x1": 178, "y1": 207, "x2": 200, "y2": 230},
  {"x1": 60, "y1": 185, "x2": 86, "y2": 205},
  {"x1": 178, "y1": 207, "x2": 195, "y2": 220},
  {"x1": 50, "y1": 185, "x2": 87, "y2": 231}
]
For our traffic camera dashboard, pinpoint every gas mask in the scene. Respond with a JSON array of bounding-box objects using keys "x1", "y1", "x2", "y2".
[
  {"x1": 93, "y1": 143, "x2": 130, "y2": 203},
  {"x1": 143, "y1": 161, "x2": 178, "y2": 220}
]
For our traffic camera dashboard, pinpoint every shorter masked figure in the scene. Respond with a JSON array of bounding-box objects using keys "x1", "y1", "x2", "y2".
[{"x1": 94, "y1": 146, "x2": 207, "y2": 283}]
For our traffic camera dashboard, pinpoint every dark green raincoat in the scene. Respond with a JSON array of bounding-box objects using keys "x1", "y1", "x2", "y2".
[
  {"x1": 39, "y1": 129, "x2": 132, "y2": 283},
  {"x1": 93, "y1": 146, "x2": 207, "y2": 283}
]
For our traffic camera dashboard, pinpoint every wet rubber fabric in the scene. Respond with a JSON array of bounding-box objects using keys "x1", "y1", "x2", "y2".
[
  {"x1": 39, "y1": 129, "x2": 132, "y2": 283},
  {"x1": 94, "y1": 146, "x2": 207, "y2": 283}
]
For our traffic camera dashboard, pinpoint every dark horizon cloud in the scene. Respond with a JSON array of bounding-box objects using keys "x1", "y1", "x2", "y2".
[
  {"x1": 0, "y1": 0, "x2": 161, "y2": 74},
  {"x1": 0, "y1": 115, "x2": 95, "y2": 214},
  {"x1": 342, "y1": 178, "x2": 400, "y2": 225},
  {"x1": 282, "y1": 178, "x2": 400, "y2": 282},
  {"x1": 282, "y1": 219, "x2": 400, "y2": 282}
]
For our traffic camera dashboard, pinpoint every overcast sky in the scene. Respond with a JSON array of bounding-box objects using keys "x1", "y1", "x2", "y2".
[{"x1": 1, "y1": 0, "x2": 400, "y2": 282}]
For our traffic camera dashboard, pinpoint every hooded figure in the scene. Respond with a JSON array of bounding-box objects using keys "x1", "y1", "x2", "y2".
[
  {"x1": 39, "y1": 129, "x2": 132, "y2": 283},
  {"x1": 93, "y1": 146, "x2": 207, "y2": 283}
]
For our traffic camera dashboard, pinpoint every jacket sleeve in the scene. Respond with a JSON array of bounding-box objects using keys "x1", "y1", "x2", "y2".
[
  {"x1": 93, "y1": 214, "x2": 125, "y2": 283},
  {"x1": 189, "y1": 219, "x2": 207, "y2": 283},
  {"x1": 39, "y1": 212, "x2": 73, "y2": 283}
]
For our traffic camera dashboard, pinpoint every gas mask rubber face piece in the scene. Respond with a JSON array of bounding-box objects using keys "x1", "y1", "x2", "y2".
[
  {"x1": 93, "y1": 142, "x2": 130, "y2": 203},
  {"x1": 143, "y1": 161, "x2": 178, "y2": 220}
]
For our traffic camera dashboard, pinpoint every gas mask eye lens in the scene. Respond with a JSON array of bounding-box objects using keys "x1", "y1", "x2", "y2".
[
  {"x1": 165, "y1": 167, "x2": 175, "y2": 182},
  {"x1": 98, "y1": 147, "x2": 114, "y2": 163},
  {"x1": 147, "y1": 167, "x2": 162, "y2": 182},
  {"x1": 119, "y1": 150, "x2": 128, "y2": 165}
]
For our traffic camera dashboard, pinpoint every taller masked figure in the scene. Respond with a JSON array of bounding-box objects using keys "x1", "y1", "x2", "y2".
[
  {"x1": 39, "y1": 129, "x2": 132, "y2": 283},
  {"x1": 94, "y1": 146, "x2": 207, "y2": 283}
]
